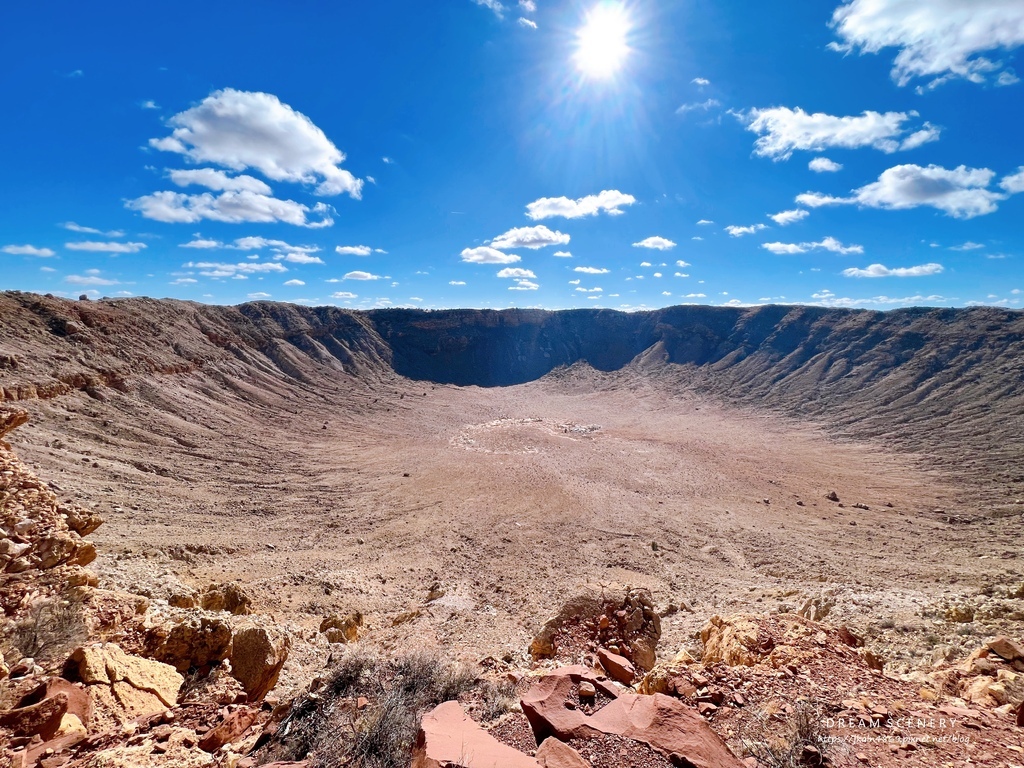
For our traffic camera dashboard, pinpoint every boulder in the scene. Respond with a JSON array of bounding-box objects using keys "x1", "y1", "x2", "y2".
[
  {"x1": 230, "y1": 622, "x2": 290, "y2": 702},
  {"x1": 199, "y1": 706, "x2": 260, "y2": 752},
  {"x1": 536, "y1": 737, "x2": 591, "y2": 768},
  {"x1": 319, "y1": 611, "x2": 362, "y2": 644},
  {"x1": 201, "y1": 582, "x2": 253, "y2": 615},
  {"x1": 597, "y1": 649, "x2": 635, "y2": 685},
  {"x1": 146, "y1": 615, "x2": 233, "y2": 672},
  {"x1": 411, "y1": 700, "x2": 540, "y2": 768},
  {"x1": 987, "y1": 636, "x2": 1024, "y2": 662},
  {"x1": 701, "y1": 615, "x2": 764, "y2": 667},
  {"x1": 67, "y1": 643, "x2": 182, "y2": 707},
  {"x1": 521, "y1": 667, "x2": 743, "y2": 768}
]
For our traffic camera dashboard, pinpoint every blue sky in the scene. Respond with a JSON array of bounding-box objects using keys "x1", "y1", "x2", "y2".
[{"x1": 1, "y1": 0, "x2": 1022, "y2": 310}]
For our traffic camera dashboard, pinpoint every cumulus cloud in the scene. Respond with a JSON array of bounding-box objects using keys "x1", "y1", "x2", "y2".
[
  {"x1": 830, "y1": 0, "x2": 1024, "y2": 87},
  {"x1": 726, "y1": 224, "x2": 768, "y2": 237},
  {"x1": 490, "y1": 225, "x2": 570, "y2": 249},
  {"x1": 2, "y1": 244, "x2": 55, "y2": 257},
  {"x1": 180, "y1": 237, "x2": 223, "y2": 249},
  {"x1": 842, "y1": 262, "x2": 944, "y2": 278},
  {"x1": 62, "y1": 222, "x2": 124, "y2": 236},
  {"x1": 332, "y1": 291, "x2": 358, "y2": 298},
  {"x1": 519, "y1": 0, "x2": 536, "y2": 11},
  {"x1": 696, "y1": 219, "x2": 714, "y2": 225},
  {"x1": 809, "y1": 157, "x2": 843, "y2": 173},
  {"x1": 518, "y1": 17, "x2": 537, "y2": 29},
  {"x1": 344, "y1": 271, "x2": 383, "y2": 280},
  {"x1": 126, "y1": 190, "x2": 334, "y2": 227},
  {"x1": 676, "y1": 260, "x2": 691, "y2": 267},
  {"x1": 509, "y1": 279, "x2": 539, "y2": 290},
  {"x1": 575, "y1": 286, "x2": 603, "y2": 292},
  {"x1": 496, "y1": 267, "x2": 536, "y2": 278},
  {"x1": 247, "y1": 292, "x2": 271, "y2": 299},
  {"x1": 149, "y1": 88, "x2": 362, "y2": 197},
  {"x1": 574, "y1": 266, "x2": 610, "y2": 274},
  {"x1": 633, "y1": 236, "x2": 677, "y2": 250},
  {"x1": 66, "y1": 241, "x2": 146, "y2": 253},
  {"x1": 461, "y1": 246, "x2": 521, "y2": 264},
  {"x1": 950, "y1": 242, "x2": 985, "y2": 251},
  {"x1": 761, "y1": 237, "x2": 864, "y2": 255},
  {"x1": 525, "y1": 190, "x2": 635, "y2": 220},
  {"x1": 553, "y1": 250, "x2": 572, "y2": 258},
  {"x1": 796, "y1": 163, "x2": 1012, "y2": 219},
  {"x1": 335, "y1": 245, "x2": 373, "y2": 256},
  {"x1": 1001, "y1": 166, "x2": 1024, "y2": 193},
  {"x1": 284, "y1": 279, "x2": 305, "y2": 286},
  {"x1": 168, "y1": 168, "x2": 272, "y2": 195},
  {"x1": 692, "y1": 77, "x2": 710, "y2": 86},
  {"x1": 184, "y1": 261, "x2": 289, "y2": 278},
  {"x1": 741, "y1": 107, "x2": 939, "y2": 160},
  {"x1": 768, "y1": 209, "x2": 809, "y2": 226},
  {"x1": 449, "y1": 281, "x2": 466, "y2": 286}
]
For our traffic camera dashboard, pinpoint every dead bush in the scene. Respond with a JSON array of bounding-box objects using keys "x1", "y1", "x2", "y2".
[
  {"x1": 258, "y1": 648, "x2": 478, "y2": 768},
  {"x1": 741, "y1": 702, "x2": 840, "y2": 768},
  {"x1": 2, "y1": 596, "x2": 86, "y2": 663}
]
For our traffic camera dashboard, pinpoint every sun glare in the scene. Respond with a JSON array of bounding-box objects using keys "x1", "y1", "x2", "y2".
[{"x1": 574, "y1": 2, "x2": 631, "y2": 80}]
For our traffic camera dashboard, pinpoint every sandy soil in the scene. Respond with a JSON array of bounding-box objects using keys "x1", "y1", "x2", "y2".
[{"x1": 7, "y1": 363, "x2": 1020, "y2": 676}]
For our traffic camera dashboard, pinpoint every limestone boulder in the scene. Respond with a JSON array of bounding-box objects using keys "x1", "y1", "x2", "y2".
[
  {"x1": 230, "y1": 622, "x2": 290, "y2": 702},
  {"x1": 145, "y1": 615, "x2": 232, "y2": 672},
  {"x1": 700, "y1": 615, "x2": 764, "y2": 667},
  {"x1": 411, "y1": 700, "x2": 540, "y2": 768},
  {"x1": 68, "y1": 643, "x2": 182, "y2": 707},
  {"x1": 319, "y1": 611, "x2": 362, "y2": 644},
  {"x1": 200, "y1": 582, "x2": 252, "y2": 615}
]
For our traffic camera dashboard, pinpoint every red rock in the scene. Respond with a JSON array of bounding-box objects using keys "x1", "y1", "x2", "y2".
[
  {"x1": 0, "y1": 692, "x2": 68, "y2": 739},
  {"x1": 199, "y1": 706, "x2": 260, "y2": 753},
  {"x1": 1016, "y1": 701, "x2": 1024, "y2": 728},
  {"x1": 18, "y1": 678, "x2": 92, "y2": 730},
  {"x1": 597, "y1": 649, "x2": 635, "y2": 685},
  {"x1": 521, "y1": 668, "x2": 744, "y2": 768},
  {"x1": 986, "y1": 636, "x2": 1024, "y2": 662},
  {"x1": 412, "y1": 700, "x2": 540, "y2": 768},
  {"x1": 535, "y1": 737, "x2": 590, "y2": 768}
]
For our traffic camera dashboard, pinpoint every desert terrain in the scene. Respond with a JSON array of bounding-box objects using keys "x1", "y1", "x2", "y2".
[{"x1": 2, "y1": 291, "x2": 1024, "y2": 767}]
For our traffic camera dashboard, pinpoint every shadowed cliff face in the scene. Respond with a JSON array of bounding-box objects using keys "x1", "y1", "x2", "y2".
[{"x1": 1, "y1": 292, "x2": 1022, "y2": 481}]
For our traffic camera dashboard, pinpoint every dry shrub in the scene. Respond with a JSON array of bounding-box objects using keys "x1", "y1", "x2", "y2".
[
  {"x1": 741, "y1": 702, "x2": 840, "y2": 768},
  {"x1": 2, "y1": 596, "x2": 86, "y2": 663},
  {"x1": 259, "y1": 648, "x2": 477, "y2": 768}
]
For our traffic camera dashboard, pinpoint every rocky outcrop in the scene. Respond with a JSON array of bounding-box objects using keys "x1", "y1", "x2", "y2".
[
  {"x1": 530, "y1": 586, "x2": 660, "y2": 672},
  {"x1": 200, "y1": 582, "x2": 253, "y2": 615},
  {"x1": 412, "y1": 700, "x2": 540, "y2": 768},
  {"x1": 144, "y1": 614, "x2": 233, "y2": 673},
  {"x1": 520, "y1": 666, "x2": 744, "y2": 768},
  {"x1": 319, "y1": 611, "x2": 362, "y2": 644}
]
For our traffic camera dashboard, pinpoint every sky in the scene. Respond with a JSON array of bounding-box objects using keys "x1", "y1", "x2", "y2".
[{"x1": 1, "y1": 0, "x2": 1022, "y2": 311}]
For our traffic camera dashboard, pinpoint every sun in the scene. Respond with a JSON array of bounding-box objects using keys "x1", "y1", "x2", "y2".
[{"x1": 574, "y1": 2, "x2": 632, "y2": 79}]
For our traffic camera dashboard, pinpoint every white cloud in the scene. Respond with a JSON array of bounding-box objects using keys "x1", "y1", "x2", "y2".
[
  {"x1": 684, "y1": 293, "x2": 707, "y2": 298},
  {"x1": 797, "y1": 163, "x2": 1010, "y2": 219},
  {"x1": 676, "y1": 260, "x2": 691, "y2": 267},
  {"x1": 335, "y1": 245, "x2": 373, "y2": 256},
  {"x1": 525, "y1": 190, "x2": 635, "y2": 220},
  {"x1": 518, "y1": 17, "x2": 537, "y2": 29},
  {"x1": 126, "y1": 190, "x2": 334, "y2": 227},
  {"x1": 640, "y1": 261, "x2": 652, "y2": 267},
  {"x1": 66, "y1": 241, "x2": 146, "y2": 253},
  {"x1": 741, "y1": 107, "x2": 939, "y2": 159},
  {"x1": 62, "y1": 222, "x2": 124, "y2": 236},
  {"x1": 149, "y1": 88, "x2": 362, "y2": 197},
  {"x1": 1001, "y1": 166, "x2": 1024, "y2": 193},
  {"x1": 519, "y1": 0, "x2": 536, "y2": 11},
  {"x1": 2, "y1": 244, "x2": 55, "y2": 257},
  {"x1": 496, "y1": 267, "x2": 536, "y2": 278},
  {"x1": 998, "y1": 71, "x2": 1021, "y2": 86},
  {"x1": 490, "y1": 224, "x2": 570, "y2": 249},
  {"x1": 141, "y1": 100, "x2": 159, "y2": 110},
  {"x1": 66, "y1": 274, "x2": 118, "y2": 286},
  {"x1": 568, "y1": 279, "x2": 581, "y2": 285},
  {"x1": 761, "y1": 237, "x2": 864, "y2": 255},
  {"x1": 575, "y1": 286, "x2": 603, "y2": 293},
  {"x1": 332, "y1": 291, "x2": 358, "y2": 298},
  {"x1": 633, "y1": 236, "x2": 677, "y2": 250},
  {"x1": 692, "y1": 77, "x2": 710, "y2": 86},
  {"x1": 574, "y1": 266, "x2": 610, "y2": 274},
  {"x1": 461, "y1": 246, "x2": 521, "y2": 264},
  {"x1": 830, "y1": 0, "x2": 1024, "y2": 87},
  {"x1": 696, "y1": 219, "x2": 714, "y2": 225},
  {"x1": 344, "y1": 270, "x2": 383, "y2": 280},
  {"x1": 509, "y1": 279, "x2": 539, "y2": 290},
  {"x1": 949, "y1": 242, "x2": 985, "y2": 251},
  {"x1": 284, "y1": 279, "x2": 305, "y2": 286},
  {"x1": 553, "y1": 250, "x2": 572, "y2": 258},
  {"x1": 449, "y1": 281, "x2": 466, "y2": 286},
  {"x1": 180, "y1": 237, "x2": 223, "y2": 249},
  {"x1": 170, "y1": 277, "x2": 197, "y2": 285},
  {"x1": 168, "y1": 168, "x2": 273, "y2": 195},
  {"x1": 842, "y1": 262, "x2": 944, "y2": 278},
  {"x1": 280, "y1": 252, "x2": 324, "y2": 264},
  {"x1": 725, "y1": 224, "x2": 768, "y2": 237},
  {"x1": 809, "y1": 157, "x2": 843, "y2": 173},
  {"x1": 472, "y1": 0, "x2": 507, "y2": 18},
  {"x1": 768, "y1": 209, "x2": 809, "y2": 226},
  {"x1": 676, "y1": 99, "x2": 721, "y2": 115},
  {"x1": 247, "y1": 292, "x2": 271, "y2": 299},
  {"x1": 184, "y1": 261, "x2": 289, "y2": 277}
]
